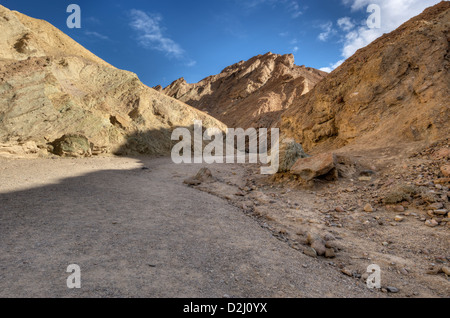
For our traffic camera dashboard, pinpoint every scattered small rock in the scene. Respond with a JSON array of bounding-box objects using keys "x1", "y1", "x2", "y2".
[
  {"x1": 325, "y1": 248, "x2": 336, "y2": 258},
  {"x1": 363, "y1": 203, "x2": 374, "y2": 212},
  {"x1": 428, "y1": 202, "x2": 444, "y2": 210},
  {"x1": 341, "y1": 268, "x2": 353, "y2": 277},
  {"x1": 442, "y1": 266, "x2": 450, "y2": 276},
  {"x1": 441, "y1": 165, "x2": 450, "y2": 178},
  {"x1": 306, "y1": 232, "x2": 327, "y2": 256},
  {"x1": 426, "y1": 265, "x2": 442, "y2": 275},
  {"x1": 386, "y1": 286, "x2": 399, "y2": 293},
  {"x1": 183, "y1": 178, "x2": 202, "y2": 186},
  {"x1": 303, "y1": 247, "x2": 317, "y2": 258},
  {"x1": 425, "y1": 219, "x2": 439, "y2": 227},
  {"x1": 434, "y1": 209, "x2": 448, "y2": 216}
]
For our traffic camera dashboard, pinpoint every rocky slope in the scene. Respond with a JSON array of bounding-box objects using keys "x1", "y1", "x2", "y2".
[
  {"x1": 161, "y1": 53, "x2": 326, "y2": 129},
  {"x1": 0, "y1": 5, "x2": 225, "y2": 158},
  {"x1": 281, "y1": 1, "x2": 450, "y2": 153}
]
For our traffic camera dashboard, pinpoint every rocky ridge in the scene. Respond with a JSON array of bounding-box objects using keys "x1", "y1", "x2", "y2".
[{"x1": 161, "y1": 52, "x2": 326, "y2": 129}]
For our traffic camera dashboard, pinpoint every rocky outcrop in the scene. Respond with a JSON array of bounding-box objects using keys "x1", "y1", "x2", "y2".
[
  {"x1": 0, "y1": 5, "x2": 226, "y2": 157},
  {"x1": 281, "y1": 1, "x2": 450, "y2": 153},
  {"x1": 162, "y1": 53, "x2": 326, "y2": 129}
]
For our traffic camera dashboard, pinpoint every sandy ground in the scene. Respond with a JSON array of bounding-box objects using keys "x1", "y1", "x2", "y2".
[{"x1": 0, "y1": 156, "x2": 379, "y2": 298}]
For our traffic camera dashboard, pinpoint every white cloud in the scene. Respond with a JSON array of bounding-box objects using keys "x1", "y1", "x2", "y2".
[
  {"x1": 337, "y1": 17, "x2": 354, "y2": 31},
  {"x1": 186, "y1": 60, "x2": 197, "y2": 67},
  {"x1": 318, "y1": 21, "x2": 336, "y2": 42},
  {"x1": 129, "y1": 9, "x2": 187, "y2": 60},
  {"x1": 293, "y1": 46, "x2": 299, "y2": 53},
  {"x1": 321, "y1": 0, "x2": 442, "y2": 72},
  {"x1": 320, "y1": 59, "x2": 345, "y2": 73},
  {"x1": 286, "y1": 1, "x2": 304, "y2": 18}
]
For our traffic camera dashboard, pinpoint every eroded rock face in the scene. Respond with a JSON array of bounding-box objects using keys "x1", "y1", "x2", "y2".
[
  {"x1": 161, "y1": 53, "x2": 326, "y2": 129},
  {"x1": 281, "y1": 2, "x2": 450, "y2": 153},
  {"x1": 0, "y1": 4, "x2": 226, "y2": 157}
]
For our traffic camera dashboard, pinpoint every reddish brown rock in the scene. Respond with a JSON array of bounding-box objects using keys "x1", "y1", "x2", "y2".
[
  {"x1": 290, "y1": 153, "x2": 336, "y2": 181},
  {"x1": 432, "y1": 148, "x2": 450, "y2": 160},
  {"x1": 441, "y1": 165, "x2": 450, "y2": 178},
  {"x1": 162, "y1": 53, "x2": 326, "y2": 129}
]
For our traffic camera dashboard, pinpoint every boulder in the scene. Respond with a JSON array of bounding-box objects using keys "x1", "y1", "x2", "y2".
[
  {"x1": 290, "y1": 152, "x2": 336, "y2": 181},
  {"x1": 51, "y1": 134, "x2": 92, "y2": 158}
]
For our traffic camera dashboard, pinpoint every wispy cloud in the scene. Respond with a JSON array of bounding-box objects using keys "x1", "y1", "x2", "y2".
[
  {"x1": 286, "y1": 1, "x2": 304, "y2": 18},
  {"x1": 240, "y1": 0, "x2": 305, "y2": 19},
  {"x1": 317, "y1": 21, "x2": 336, "y2": 42},
  {"x1": 186, "y1": 60, "x2": 197, "y2": 67},
  {"x1": 84, "y1": 31, "x2": 109, "y2": 41},
  {"x1": 129, "y1": 9, "x2": 196, "y2": 66},
  {"x1": 337, "y1": 17, "x2": 354, "y2": 32},
  {"x1": 320, "y1": 0, "x2": 442, "y2": 72}
]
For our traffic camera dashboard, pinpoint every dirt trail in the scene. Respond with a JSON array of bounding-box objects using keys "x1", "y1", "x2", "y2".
[{"x1": 0, "y1": 156, "x2": 376, "y2": 298}]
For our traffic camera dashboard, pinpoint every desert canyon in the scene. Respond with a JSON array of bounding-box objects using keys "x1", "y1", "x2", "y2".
[{"x1": 0, "y1": 2, "x2": 449, "y2": 298}]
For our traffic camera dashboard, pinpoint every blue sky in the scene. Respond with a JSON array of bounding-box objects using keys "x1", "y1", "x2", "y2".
[{"x1": 0, "y1": 0, "x2": 443, "y2": 87}]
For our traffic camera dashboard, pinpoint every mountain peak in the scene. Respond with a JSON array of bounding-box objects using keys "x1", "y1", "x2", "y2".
[{"x1": 161, "y1": 53, "x2": 326, "y2": 128}]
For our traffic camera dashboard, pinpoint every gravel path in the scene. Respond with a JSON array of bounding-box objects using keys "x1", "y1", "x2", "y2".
[{"x1": 0, "y1": 156, "x2": 374, "y2": 298}]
